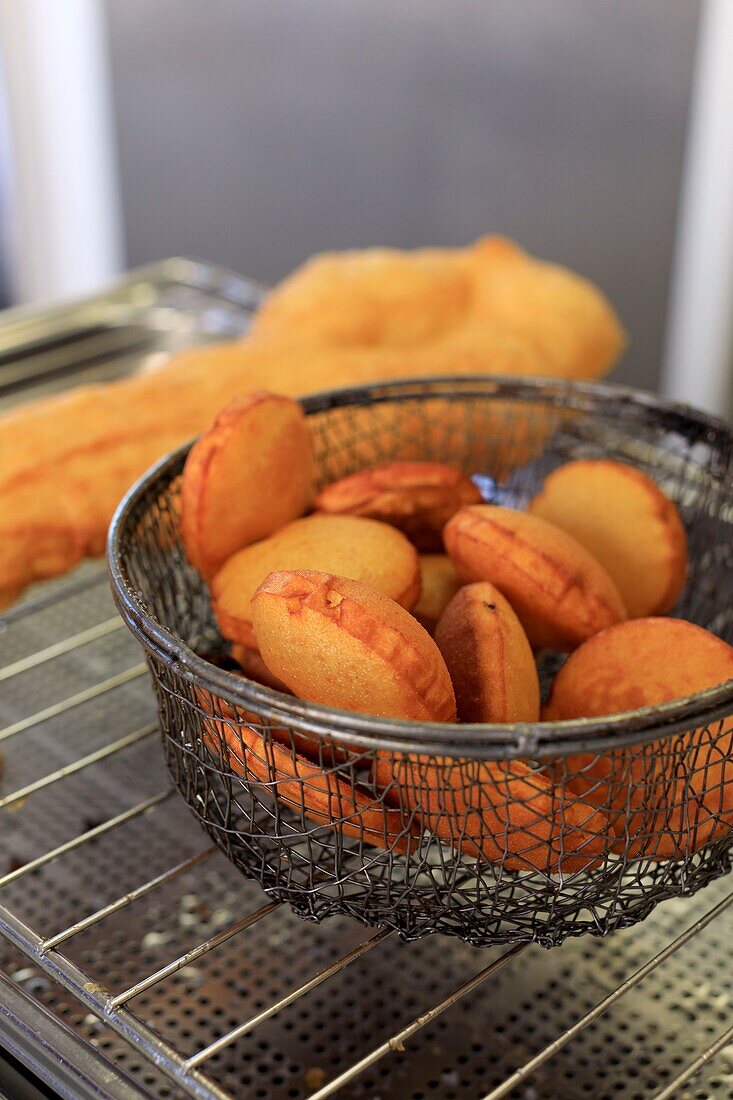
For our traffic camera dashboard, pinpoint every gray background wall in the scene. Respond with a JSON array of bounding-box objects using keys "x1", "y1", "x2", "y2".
[{"x1": 104, "y1": 0, "x2": 700, "y2": 391}]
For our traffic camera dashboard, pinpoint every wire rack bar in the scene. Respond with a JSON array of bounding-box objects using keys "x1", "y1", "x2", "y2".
[
  {"x1": 480, "y1": 887, "x2": 733, "y2": 1100},
  {"x1": 185, "y1": 926, "x2": 393, "y2": 1069},
  {"x1": 107, "y1": 901, "x2": 280, "y2": 1009},
  {"x1": 0, "y1": 663, "x2": 147, "y2": 744},
  {"x1": 0, "y1": 790, "x2": 173, "y2": 889},
  {"x1": 0, "y1": 616, "x2": 123, "y2": 682},
  {"x1": 0, "y1": 351, "x2": 181, "y2": 413},
  {"x1": 0, "y1": 722, "x2": 157, "y2": 810},
  {"x1": 307, "y1": 941, "x2": 528, "y2": 1100},
  {"x1": 0, "y1": 328, "x2": 153, "y2": 393},
  {"x1": 652, "y1": 1020, "x2": 733, "y2": 1099},
  {"x1": 0, "y1": 897, "x2": 234, "y2": 1100},
  {"x1": 0, "y1": 968, "x2": 145, "y2": 1100},
  {"x1": 41, "y1": 846, "x2": 218, "y2": 952},
  {"x1": 0, "y1": 569, "x2": 107, "y2": 628}
]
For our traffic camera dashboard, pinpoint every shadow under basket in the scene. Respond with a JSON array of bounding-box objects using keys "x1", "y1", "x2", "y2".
[{"x1": 108, "y1": 376, "x2": 733, "y2": 948}]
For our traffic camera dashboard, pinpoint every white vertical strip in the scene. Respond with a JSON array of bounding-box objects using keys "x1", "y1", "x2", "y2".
[
  {"x1": 0, "y1": 0, "x2": 124, "y2": 306},
  {"x1": 661, "y1": 0, "x2": 733, "y2": 416}
]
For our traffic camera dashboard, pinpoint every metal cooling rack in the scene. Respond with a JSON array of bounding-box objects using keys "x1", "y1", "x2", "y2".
[{"x1": 0, "y1": 264, "x2": 732, "y2": 1100}]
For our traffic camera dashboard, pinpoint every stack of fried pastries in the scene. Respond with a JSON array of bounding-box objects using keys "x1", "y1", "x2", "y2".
[
  {"x1": 0, "y1": 237, "x2": 625, "y2": 605},
  {"x1": 185, "y1": 392, "x2": 733, "y2": 874}
]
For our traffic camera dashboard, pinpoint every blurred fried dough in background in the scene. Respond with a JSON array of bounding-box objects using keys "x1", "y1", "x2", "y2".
[
  {"x1": 0, "y1": 236, "x2": 626, "y2": 605},
  {"x1": 251, "y1": 237, "x2": 625, "y2": 374}
]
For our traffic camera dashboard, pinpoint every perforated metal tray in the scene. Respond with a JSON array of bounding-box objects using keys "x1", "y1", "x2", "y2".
[{"x1": 0, "y1": 263, "x2": 731, "y2": 1100}]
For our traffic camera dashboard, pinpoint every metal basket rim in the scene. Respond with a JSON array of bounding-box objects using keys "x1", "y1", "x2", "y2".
[{"x1": 108, "y1": 374, "x2": 733, "y2": 761}]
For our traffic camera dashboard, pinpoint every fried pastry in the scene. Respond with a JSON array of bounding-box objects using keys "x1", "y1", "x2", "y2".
[
  {"x1": 529, "y1": 459, "x2": 687, "y2": 618},
  {"x1": 182, "y1": 393, "x2": 315, "y2": 578},
  {"x1": 314, "y1": 461, "x2": 481, "y2": 550},
  {"x1": 212, "y1": 515, "x2": 420, "y2": 648},
  {"x1": 443, "y1": 505, "x2": 626, "y2": 650},
  {"x1": 252, "y1": 237, "x2": 625, "y2": 379},
  {"x1": 543, "y1": 618, "x2": 733, "y2": 857},
  {"x1": 0, "y1": 236, "x2": 625, "y2": 604},
  {"x1": 250, "y1": 570, "x2": 456, "y2": 723},
  {"x1": 198, "y1": 686, "x2": 409, "y2": 850},
  {"x1": 412, "y1": 554, "x2": 463, "y2": 633},
  {"x1": 384, "y1": 754, "x2": 611, "y2": 874},
  {"x1": 230, "y1": 643, "x2": 292, "y2": 695},
  {"x1": 434, "y1": 581, "x2": 540, "y2": 723},
  {"x1": 250, "y1": 569, "x2": 608, "y2": 873}
]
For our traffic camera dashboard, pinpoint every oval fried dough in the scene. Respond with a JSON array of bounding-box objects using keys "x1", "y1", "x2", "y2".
[
  {"x1": 251, "y1": 570, "x2": 456, "y2": 722},
  {"x1": 434, "y1": 581, "x2": 540, "y2": 723},
  {"x1": 181, "y1": 392, "x2": 316, "y2": 578},
  {"x1": 543, "y1": 618, "x2": 733, "y2": 858},
  {"x1": 197, "y1": 687, "x2": 408, "y2": 851},
  {"x1": 212, "y1": 514, "x2": 420, "y2": 648},
  {"x1": 230, "y1": 643, "x2": 292, "y2": 695},
  {"x1": 412, "y1": 554, "x2": 463, "y2": 634},
  {"x1": 378, "y1": 755, "x2": 610, "y2": 873},
  {"x1": 315, "y1": 461, "x2": 481, "y2": 550},
  {"x1": 529, "y1": 459, "x2": 687, "y2": 618},
  {"x1": 444, "y1": 505, "x2": 626, "y2": 651},
  {"x1": 230, "y1": 642, "x2": 332, "y2": 760}
]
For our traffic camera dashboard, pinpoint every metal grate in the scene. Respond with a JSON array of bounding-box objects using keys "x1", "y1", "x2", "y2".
[
  {"x1": 0, "y1": 257, "x2": 265, "y2": 410},
  {"x1": 0, "y1": 265, "x2": 731, "y2": 1100}
]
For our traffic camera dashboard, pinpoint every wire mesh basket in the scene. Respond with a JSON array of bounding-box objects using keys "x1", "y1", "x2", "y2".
[{"x1": 108, "y1": 376, "x2": 733, "y2": 948}]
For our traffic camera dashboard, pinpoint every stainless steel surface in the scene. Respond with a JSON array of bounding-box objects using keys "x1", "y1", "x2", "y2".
[
  {"x1": 481, "y1": 889, "x2": 733, "y2": 1100},
  {"x1": 1, "y1": 266, "x2": 732, "y2": 1099},
  {"x1": 0, "y1": 664, "x2": 148, "y2": 745},
  {"x1": 0, "y1": 792, "x2": 173, "y2": 890},
  {"x1": 182, "y1": 927, "x2": 393, "y2": 1071},
  {"x1": 40, "y1": 849, "x2": 217, "y2": 954},
  {"x1": 0, "y1": 724, "x2": 156, "y2": 811},
  {"x1": 0, "y1": 618, "x2": 124, "y2": 685},
  {"x1": 307, "y1": 943, "x2": 530, "y2": 1100},
  {"x1": 106, "y1": 903, "x2": 280, "y2": 1011},
  {"x1": 654, "y1": 1023, "x2": 733, "y2": 1100},
  {"x1": 0, "y1": 970, "x2": 143, "y2": 1100}
]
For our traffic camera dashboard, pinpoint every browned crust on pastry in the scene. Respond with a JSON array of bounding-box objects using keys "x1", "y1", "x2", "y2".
[
  {"x1": 433, "y1": 581, "x2": 539, "y2": 723},
  {"x1": 181, "y1": 392, "x2": 315, "y2": 578},
  {"x1": 444, "y1": 505, "x2": 626, "y2": 650},
  {"x1": 543, "y1": 618, "x2": 733, "y2": 858},
  {"x1": 315, "y1": 461, "x2": 481, "y2": 550},
  {"x1": 252, "y1": 570, "x2": 456, "y2": 723},
  {"x1": 529, "y1": 459, "x2": 687, "y2": 618},
  {"x1": 211, "y1": 516, "x2": 420, "y2": 649}
]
